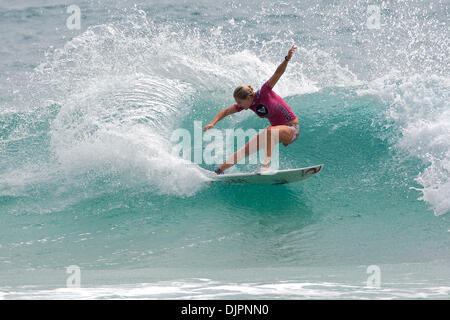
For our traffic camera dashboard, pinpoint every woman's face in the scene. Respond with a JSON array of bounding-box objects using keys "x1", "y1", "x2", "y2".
[{"x1": 235, "y1": 95, "x2": 253, "y2": 109}]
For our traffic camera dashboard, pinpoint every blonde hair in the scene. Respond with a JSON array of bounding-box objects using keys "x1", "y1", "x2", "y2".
[{"x1": 233, "y1": 85, "x2": 255, "y2": 100}]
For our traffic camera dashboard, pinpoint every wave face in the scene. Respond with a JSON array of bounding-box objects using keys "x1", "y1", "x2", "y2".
[{"x1": 0, "y1": 0, "x2": 449, "y2": 298}]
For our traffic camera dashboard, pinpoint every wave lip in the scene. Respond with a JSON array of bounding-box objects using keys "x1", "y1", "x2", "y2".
[{"x1": 363, "y1": 73, "x2": 450, "y2": 216}]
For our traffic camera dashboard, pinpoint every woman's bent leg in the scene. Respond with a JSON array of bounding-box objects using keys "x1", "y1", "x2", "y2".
[{"x1": 219, "y1": 130, "x2": 263, "y2": 172}]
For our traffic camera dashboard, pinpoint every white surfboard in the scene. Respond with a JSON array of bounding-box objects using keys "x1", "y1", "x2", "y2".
[{"x1": 201, "y1": 164, "x2": 323, "y2": 185}]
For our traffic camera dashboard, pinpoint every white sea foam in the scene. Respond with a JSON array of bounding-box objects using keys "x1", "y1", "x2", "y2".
[
  {"x1": 363, "y1": 73, "x2": 450, "y2": 215},
  {"x1": 2, "y1": 278, "x2": 449, "y2": 300}
]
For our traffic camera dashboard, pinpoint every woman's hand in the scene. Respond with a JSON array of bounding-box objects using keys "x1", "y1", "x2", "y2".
[
  {"x1": 286, "y1": 45, "x2": 297, "y2": 61},
  {"x1": 203, "y1": 123, "x2": 215, "y2": 132}
]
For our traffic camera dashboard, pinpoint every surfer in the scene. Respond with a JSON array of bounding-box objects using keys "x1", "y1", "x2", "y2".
[{"x1": 203, "y1": 45, "x2": 299, "y2": 174}]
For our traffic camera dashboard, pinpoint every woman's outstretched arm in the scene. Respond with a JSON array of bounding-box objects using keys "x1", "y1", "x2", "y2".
[{"x1": 203, "y1": 104, "x2": 239, "y2": 131}]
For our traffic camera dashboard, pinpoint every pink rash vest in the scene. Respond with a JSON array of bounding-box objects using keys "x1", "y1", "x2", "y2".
[{"x1": 233, "y1": 81, "x2": 297, "y2": 126}]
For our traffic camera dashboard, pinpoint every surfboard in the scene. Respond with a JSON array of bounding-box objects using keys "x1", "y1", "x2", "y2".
[{"x1": 202, "y1": 164, "x2": 323, "y2": 185}]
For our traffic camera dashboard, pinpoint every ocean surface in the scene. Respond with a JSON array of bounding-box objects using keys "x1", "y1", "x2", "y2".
[{"x1": 0, "y1": 0, "x2": 449, "y2": 299}]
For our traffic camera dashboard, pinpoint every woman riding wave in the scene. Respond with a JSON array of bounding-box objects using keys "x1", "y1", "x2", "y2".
[{"x1": 204, "y1": 45, "x2": 299, "y2": 174}]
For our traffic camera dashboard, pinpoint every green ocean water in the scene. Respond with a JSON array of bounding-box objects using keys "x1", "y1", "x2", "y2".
[{"x1": 0, "y1": 0, "x2": 449, "y2": 299}]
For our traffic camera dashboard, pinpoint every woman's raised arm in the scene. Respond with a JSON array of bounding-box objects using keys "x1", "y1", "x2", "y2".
[{"x1": 268, "y1": 45, "x2": 297, "y2": 88}]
